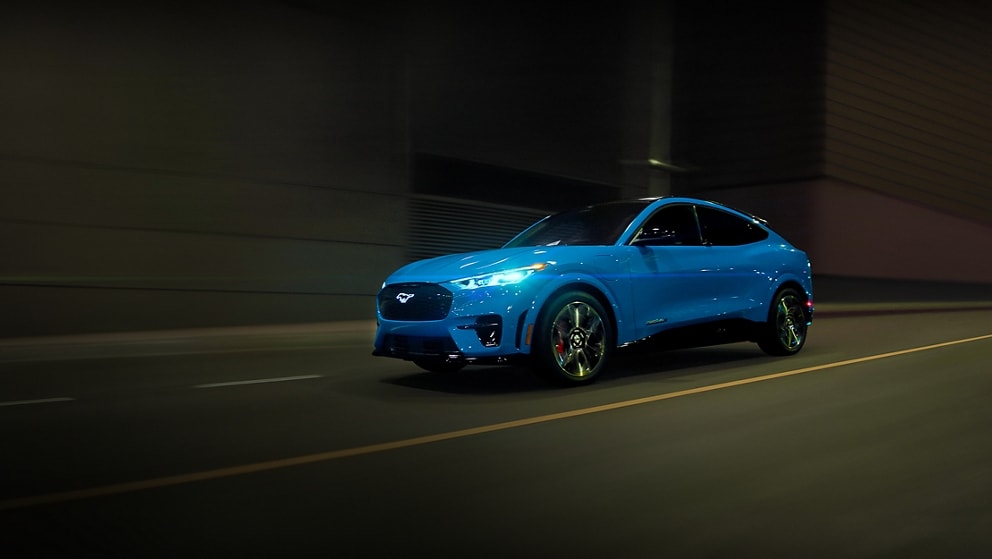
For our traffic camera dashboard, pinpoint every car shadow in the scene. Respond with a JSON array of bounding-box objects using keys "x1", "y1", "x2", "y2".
[
  {"x1": 383, "y1": 364, "x2": 552, "y2": 394},
  {"x1": 609, "y1": 343, "x2": 764, "y2": 381},
  {"x1": 382, "y1": 342, "x2": 766, "y2": 395}
]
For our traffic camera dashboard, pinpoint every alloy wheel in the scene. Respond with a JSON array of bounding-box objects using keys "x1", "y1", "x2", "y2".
[
  {"x1": 775, "y1": 293, "x2": 807, "y2": 351},
  {"x1": 550, "y1": 301, "x2": 607, "y2": 379}
]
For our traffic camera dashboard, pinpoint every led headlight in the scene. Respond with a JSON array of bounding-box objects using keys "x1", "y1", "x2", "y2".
[{"x1": 446, "y1": 263, "x2": 548, "y2": 290}]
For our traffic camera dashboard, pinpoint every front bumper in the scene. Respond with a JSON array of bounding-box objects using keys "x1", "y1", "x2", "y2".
[{"x1": 373, "y1": 283, "x2": 534, "y2": 363}]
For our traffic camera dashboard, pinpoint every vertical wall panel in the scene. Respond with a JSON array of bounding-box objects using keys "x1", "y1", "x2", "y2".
[
  {"x1": 408, "y1": 196, "x2": 547, "y2": 262},
  {"x1": 825, "y1": 0, "x2": 992, "y2": 225},
  {"x1": 671, "y1": 2, "x2": 826, "y2": 191}
]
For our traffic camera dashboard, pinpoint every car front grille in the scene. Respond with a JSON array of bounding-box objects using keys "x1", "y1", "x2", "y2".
[{"x1": 378, "y1": 283, "x2": 453, "y2": 321}]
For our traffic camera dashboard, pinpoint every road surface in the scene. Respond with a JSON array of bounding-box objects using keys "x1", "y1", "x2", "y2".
[{"x1": 1, "y1": 309, "x2": 991, "y2": 557}]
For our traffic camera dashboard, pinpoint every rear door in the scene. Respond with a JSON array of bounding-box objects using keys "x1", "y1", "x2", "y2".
[{"x1": 693, "y1": 204, "x2": 772, "y2": 317}]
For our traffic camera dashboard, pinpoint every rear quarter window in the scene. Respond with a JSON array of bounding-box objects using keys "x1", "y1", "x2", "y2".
[{"x1": 696, "y1": 206, "x2": 769, "y2": 246}]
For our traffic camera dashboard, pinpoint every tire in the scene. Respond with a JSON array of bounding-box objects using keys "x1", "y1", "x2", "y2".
[
  {"x1": 532, "y1": 291, "x2": 613, "y2": 386},
  {"x1": 757, "y1": 287, "x2": 809, "y2": 356},
  {"x1": 413, "y1": 359, "x2": 465, "y2": 374}
]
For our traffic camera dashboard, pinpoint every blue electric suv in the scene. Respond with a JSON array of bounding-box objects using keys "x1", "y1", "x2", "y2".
[{"x1": 374, "y1": 197, "x2": 813, "y2": 385}]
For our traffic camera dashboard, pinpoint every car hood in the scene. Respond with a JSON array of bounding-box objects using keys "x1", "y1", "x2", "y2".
[{"x1": 385, "y1": 247, "x2": 562, "y2": 285}]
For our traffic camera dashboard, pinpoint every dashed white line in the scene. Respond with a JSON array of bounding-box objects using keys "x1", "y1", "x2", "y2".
[
  {"x1": 4, "y1": 333, "x2": 990, "y2": 511},
  {"x1": 193, "y1": 375, "x2": 322, "y2": 389},
  {"x1": 0, "y1": 397, "x2": 75, "y2": 408}
]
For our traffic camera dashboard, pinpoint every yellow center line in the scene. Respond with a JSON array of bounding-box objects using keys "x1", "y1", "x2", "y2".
[{"x1": 3, "y1": 333, "x2": 990, "y2": 511}]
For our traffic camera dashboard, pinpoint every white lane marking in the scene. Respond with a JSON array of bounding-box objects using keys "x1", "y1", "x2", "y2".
[
  {"x1": 193, "y1": 375, "x2": 322, "y2": 389},
  {"x1": 0, "y1": 397, "x2": 75, "y2": 408},
  {"x1": 3, "y1": 333, "x2": 990, "y2": 511}
]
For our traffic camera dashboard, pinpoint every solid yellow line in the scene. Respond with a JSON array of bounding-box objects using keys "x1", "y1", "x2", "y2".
[{"x1": 3, "y1": 333, "x2": 990, "y2": 511}]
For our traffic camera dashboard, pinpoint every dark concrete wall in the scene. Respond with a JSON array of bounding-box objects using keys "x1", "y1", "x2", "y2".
[
  {"x1": 408, "y1": 3, "x2": 627, "y2": 185},
  {"x1": 824, "y1": 0, "x2": 992, "y2": 226},
  {"x1": 1, "y1": 2, "x2": 408, "y2": 336},
  {"x1": 668, "y1": 0, "x2": 992, "y2": 284},
  {"x1": 1, "y1": 1, "x2": 671, "y2": 337},
  {"x1": 671, "y1": 1, "x2": 827, "y2": 190},
  {"x1": 2, "y1": 1, "x2": 989, "y2": 338}
]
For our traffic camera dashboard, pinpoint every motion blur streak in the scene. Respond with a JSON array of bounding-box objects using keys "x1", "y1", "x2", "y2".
[
  {"x1": 2, "y1": 333, "x2": 990, "y2": 512},
  {"x1": 193, "y1": 374, "x2": 323, "y2": 388},
  {"x1": 0, "y1": 397, "x2": 74, "y2": 408}
]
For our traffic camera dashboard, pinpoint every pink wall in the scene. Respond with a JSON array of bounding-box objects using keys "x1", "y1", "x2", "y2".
[
  {"x1": 706, "y1": 180, "x2": 992, "y2": 284},
  {"x1": 810, "y1": 181, "x2": 992, "y2": 283}
]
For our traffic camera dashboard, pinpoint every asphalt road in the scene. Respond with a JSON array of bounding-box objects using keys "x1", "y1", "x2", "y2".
[{"x1": 1, "y1": 309, "x2": 991, "y2": 558}]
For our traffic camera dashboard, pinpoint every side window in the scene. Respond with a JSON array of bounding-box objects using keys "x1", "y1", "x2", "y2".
[
  {"x1": 696, "y1": 206, "x2": 769, "y2": 246},
  {"x1": 631, "y1": 205, "x2": 702, "y2": 246}
]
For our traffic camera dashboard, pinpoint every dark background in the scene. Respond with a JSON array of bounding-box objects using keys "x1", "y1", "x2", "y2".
[{"x1": 2, "y1": 0, "x2": 990, "y2": 337}]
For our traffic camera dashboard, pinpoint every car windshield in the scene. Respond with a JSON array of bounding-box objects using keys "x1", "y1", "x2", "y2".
[{"x1": 503, "y1": 201, "x2": 651, "y2": 248}]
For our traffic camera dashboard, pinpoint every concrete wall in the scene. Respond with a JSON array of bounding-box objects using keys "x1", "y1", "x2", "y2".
[
  {"x1": 406, "y1": 1, "x2": 672, "y2": 197},
  {"x1": 809, "y1": 180, "x2": 992, "y2": 283},
  {"x1": 1, "y1": 1, "x2": 674, "y2": 337},
  {"x1": 671, "y1": 0, "x2": 992, "y2": 287},
  {"x1": 825, "y1": 0, "x2": 992, "y2": 226},
  {"x1": 2, "y1": 0, "x2": 989, "y2": 339},
  {"x1": 1, "y1": 2, "x2": 407, "y2": 336}
]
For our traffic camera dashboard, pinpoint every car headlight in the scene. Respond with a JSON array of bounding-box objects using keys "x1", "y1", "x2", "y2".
[{"x1": 445, "y1": 263, "x2": 548, "y2": 290}]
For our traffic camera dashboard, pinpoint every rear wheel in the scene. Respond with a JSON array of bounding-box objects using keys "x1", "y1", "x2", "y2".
[
  {"x1": 533, "y1": 291, "x2": 613, "y2": 386},
  {"x1": 758, "y1": 287, "x2": 809, "y2": 356}
]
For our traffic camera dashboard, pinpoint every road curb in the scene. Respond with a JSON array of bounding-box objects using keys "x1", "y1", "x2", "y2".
[{"x1": 814, "y1": 301, "x2": 992, "y2": 317}]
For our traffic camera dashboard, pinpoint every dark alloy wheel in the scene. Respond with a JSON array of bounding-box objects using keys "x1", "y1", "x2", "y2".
[
  {"x1": 758, "y1": 287, "x2": 809, "y2": 356},
  {"x1": 533, "y1": 291, "x2": 613, "y2": 385}
]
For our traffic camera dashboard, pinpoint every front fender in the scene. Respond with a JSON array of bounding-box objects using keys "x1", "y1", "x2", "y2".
[{"x1": 522, "y1": 269, "x2": 635, "y2": 351}]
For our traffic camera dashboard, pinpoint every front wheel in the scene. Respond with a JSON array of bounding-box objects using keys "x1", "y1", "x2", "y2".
[
  {"x1": 533, "y1": 291, "x2": 613, "y2": 386},
  {"x1": 758, "y1": 287, "x2": 809, "y2": 356}
]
